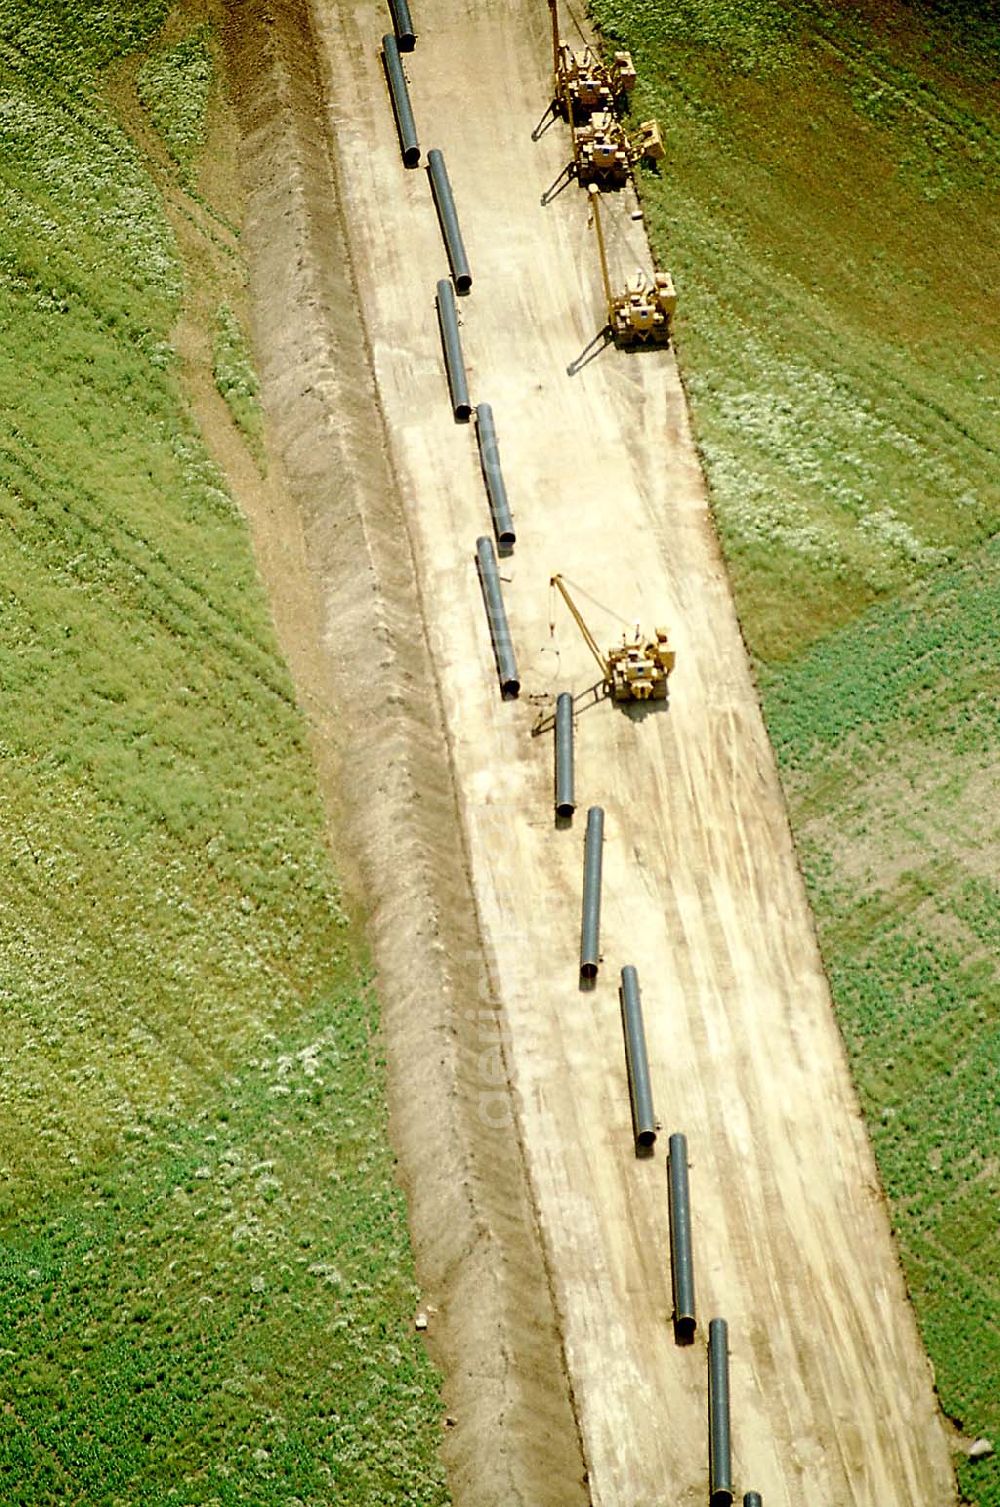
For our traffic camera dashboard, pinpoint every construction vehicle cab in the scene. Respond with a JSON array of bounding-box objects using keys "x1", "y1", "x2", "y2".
[
  {"x1": 557, "y1": 47, "x2": 614, "y2": 118},
  {"x1": 550, "y1": 575, "x2": 675, "y2": 702},
  {"x1": 588, "y1": 185, "x2": 676, "y2": 347},
  {"x1": 572, "y1": 111, "x2": 632, "y2": 187}
]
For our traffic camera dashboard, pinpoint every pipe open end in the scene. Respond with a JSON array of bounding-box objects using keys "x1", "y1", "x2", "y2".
[
  {"x1": 454, "y1": 401, "x2": 472, "y2": 422},
  {"x1": 555, "y1": 800, "x2": 575, "y2": 819},
  {"x1": 501, "y1": 678, "x2": 521, "y2": 700},
  {"x1": 455, "y1": 273, "x2": 473, "y2": 294},
  {"x1": 498, "y1": 528, "x2": 516, "y2": 546},
  {"x1": 636, "y1": 1128, "x2": 657, "y2": 1150},
  {"x1": 397, "y1": 33, "x2": 416, "y2": 50},
  {"x1": 673, "y1": 1314, "x2": 697, "y2": 1345},
  {"x1": 580, "y1": 960, "x2": 598, "y2": 981},
  {"x1": 710, "y1": 1491, "x2": 734, "y2": 1507},
  {"x1": 403, "y1": 145, "x2": 421, "y2": 168}
]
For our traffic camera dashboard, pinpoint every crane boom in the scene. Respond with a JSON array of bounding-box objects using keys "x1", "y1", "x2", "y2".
[
  {"x1": 550, "y1": 574, "x2": 610, "y2": 680},
  {"x1": 550, "y1": 573, "x2": 675, "y2": 702},
  {"x1": 548, "y1": 0, "x2": 561, "y2": 80},
  {"x1": 588, "y1": 184, "x2": 614, "y2": 315}
]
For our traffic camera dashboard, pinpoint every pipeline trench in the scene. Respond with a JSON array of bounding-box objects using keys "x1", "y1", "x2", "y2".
[{"x1": 225, "y1": 0, "x2": 958, "y2": 1504}]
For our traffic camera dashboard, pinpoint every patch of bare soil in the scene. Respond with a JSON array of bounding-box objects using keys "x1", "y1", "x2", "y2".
[{"x1": 213, "y1": 2, "x2": 589, "y2": 1503}]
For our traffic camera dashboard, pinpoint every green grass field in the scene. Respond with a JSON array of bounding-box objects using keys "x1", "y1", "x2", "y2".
[
  {"x1": 593, "y1": 0, "x2": 998, "y2": 661},
  {"x1": 0, "y1": 2, "x2": 447, "y2": 1501},
  {"x1": 2, "y1": 0, "x2": 996, "y2": 1499},
  {"x1": 588, "y1": 0, "x2": 999, "y2": 1499}
]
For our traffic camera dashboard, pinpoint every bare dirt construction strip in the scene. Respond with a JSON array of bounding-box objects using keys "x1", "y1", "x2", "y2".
[{"x1": 225, "y1": 0, "x2": 959, "y2": 1503}]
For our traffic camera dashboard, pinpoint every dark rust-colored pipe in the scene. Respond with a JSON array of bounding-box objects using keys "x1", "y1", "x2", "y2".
[
  {"x1": 436, "y1": 278, "x2": 471, "y2": 420},
  {"x1": 382, "y1": 34, "x2": 420, "y2": 167},
  {"x1": 579, "y1": 806, "x2": 604, "y2": 980},
  {"x1": 619, "y1": 967, "x2": 656, "y2": 1150},
  {"x1": 555, "y1": 691, "x2": 574, "y2": 817},
  {"x1": 428, "y1": 149, "x2": 472, "y2": 293},
  {"x1": 475, "y1": 536, "x2": 519, "y2": 699},
  {"x1": 667, "y1": 1131, "x2": 696, "y2": 1340},
  {"x1": 388, "y1": 0, "x2": 416, "y2": 50},
  {"x1": 709, "y1": 1318, "x2": 733, "y2": 1507}
]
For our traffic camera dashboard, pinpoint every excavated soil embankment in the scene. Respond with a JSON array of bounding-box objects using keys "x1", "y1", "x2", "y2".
[{"x1": 221, "y1": 3, "x2": 588, "y2": 1503}]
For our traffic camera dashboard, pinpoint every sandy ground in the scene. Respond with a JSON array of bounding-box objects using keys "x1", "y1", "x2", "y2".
[{"x1": 223, "y1": 0, "x2": 959, "y2": 1503}]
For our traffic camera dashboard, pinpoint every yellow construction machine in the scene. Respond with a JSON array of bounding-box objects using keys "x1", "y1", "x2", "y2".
[
  {"x1": 548, "y1": 0, "x2": 636, "y2": 120},
  {"x1": 550, "y1": 574, "x2": 675, "y2": 702},
  {"x1": 569, "y1": 109, "x2": 633, "y2": 187},
  {"x1": 569, "y1": 109, "x2": 666, "y2": 188},
  {"x1": 545, "y1": 0, "x2": 661, "y2": 188},
  {"x1": 588, "y1": 185, "x2": 676, "y2": 346}
]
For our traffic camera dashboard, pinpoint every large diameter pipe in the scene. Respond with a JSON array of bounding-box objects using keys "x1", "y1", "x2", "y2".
[
  {"x1": 474, "y1": 403, "x2": 515, "y2": 546},
  {"x1": 554, "y1": 691, "x2": 575, "y2": 817},
  {"x1": 579, "y1": 806, "x2": 604, "y2": 980},
  {"x1": 475, "y1": 537, "x2": 520, "y2": 699},
  {"x1": 667, "y1": 1131, "x2": 696, "y2": 1339},
  {"x1": 435, "y1": 278, "x2": 472, "y2": 420},
  {"x1": 709, "y1": 1318, "x2": 734, "y2": 1507},
  {"x1": 382, "y1": 35, "x2": 420, "y2": 167},
  {"x1": 388, "y1": 0, "x2": 416, "y2": 50},
  {"x1": 619, "y1": 967, "x2": 656, "y2": 1150},
  {"x1": 428, "y1": 149, "x2": 472, "y2": 293},
  {"x1": 743, "y1": 1495, "x2": 763, "y2": 1507}
]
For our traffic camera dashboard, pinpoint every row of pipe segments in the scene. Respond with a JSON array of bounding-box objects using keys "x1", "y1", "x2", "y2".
[
  {"x1": 381, "y1": 9, "x2": 522, "y2": 700},
  {"x1": 578, "y1": 803, "x2": 749, "y2": 1504},
  {"x1": 572, "y1": 780, "x2": 763, "y2": 1506},
  {"x1": 540, "y1": 32, "x2": 763, "y2": 1502},
  {"x1": 381, "y1": 7, "x2": 760, "y2": 1504}
]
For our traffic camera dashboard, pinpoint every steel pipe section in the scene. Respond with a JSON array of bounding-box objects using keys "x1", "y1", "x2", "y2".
[
  {"x1": 382, "y1": 35, "x2": 420, "y2": 167},
  {"x1": 475, "y1": 537, "x2": 520, "y2": 699},
  {"x1": 743, "y1": 1495, "x2": 763, "y2": 1507},
  {"x1": 554, "y1": 691, "x2": 575, "y2": 818},
  {"x1": 435, "y1": 279, "x2": 472, "y2": 421},
  {"x1": 474, "y1": 404, "x2": 515, "y2": 545},
  {"x1": 388, "y1": 0, "x2": 416, "y2": 50},
  {"x1": 619, "y1": 967, "x2": 656, "y2": 1150},
  {"x1": 579, "y1": 806, "x2": 605, "y2": 980},
  {"x1": 428, "y1": 149, "x2": 472, "y2": 293},
  {"x1": 708, "y1": 1318, "x2": 734, "y2": 1507},
  {"x1": 667, "y1": 1131, "x2": 697, "y2": 1340}
]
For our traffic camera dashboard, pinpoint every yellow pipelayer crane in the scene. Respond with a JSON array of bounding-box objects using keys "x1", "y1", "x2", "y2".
[
  {"x1": 588, "y1": 185, "x2": 676, "y2": 346},
  {"x1": 568, "y1": 115, "x2": 664, "y2": 188},
  {"x1": 546, "y1": 0, "x2": 663, "y2": 187},
  {"x1": 571, "y1": 110, "x2": 633, "y2": 187},
  {"x1": 550, "y1": 575, "x2": 675, "y2": 701},
  {"x1": 547, "y1": 0, "x2": 636, "y2": 120}
]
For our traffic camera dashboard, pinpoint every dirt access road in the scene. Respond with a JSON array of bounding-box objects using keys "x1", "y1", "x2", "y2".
[{"x1": 235, "y1": 0, "x2": 958, "y2": 1502}]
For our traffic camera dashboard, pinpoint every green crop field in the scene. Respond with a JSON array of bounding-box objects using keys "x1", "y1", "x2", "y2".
[
  {"x1": 2, "y1": 0, "x2": 996, "y2": 1500},
  {"x1": 0, "y1": 2, "x2": 447, "y2": 1502},
  {"x1": 588, "y1": 0, "x2": 1000, "y2": 1500},
  {"x1": 763, "y1": 539, "x2": 1000, "y2": 1506}
]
